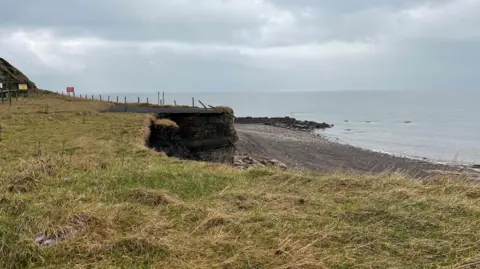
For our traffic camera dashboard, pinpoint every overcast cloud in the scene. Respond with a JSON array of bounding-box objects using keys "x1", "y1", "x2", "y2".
[{"x1": 1, "y1": 0, "x2": 479, "y2": 93}]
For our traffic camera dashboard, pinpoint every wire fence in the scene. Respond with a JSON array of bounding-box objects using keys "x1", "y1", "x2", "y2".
[
  {"x1": 0, "y1": 88, "x2": 218, "y2": 112},
  {"x1": 0, "y1": 88, "x2": 44, "y2": 106},
  {"x1": 58, "y1": 91, "x2": 203, "y2": 108}
]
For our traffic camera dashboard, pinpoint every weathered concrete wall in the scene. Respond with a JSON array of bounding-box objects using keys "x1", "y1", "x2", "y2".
[{"x1": 148, "y1": 112, "x2": 238, "y2": 163}]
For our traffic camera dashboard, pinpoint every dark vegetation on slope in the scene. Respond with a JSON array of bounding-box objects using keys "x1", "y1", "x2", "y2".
[{"x1": 0, "y1": 57, "x2": 37, "y2": 89}]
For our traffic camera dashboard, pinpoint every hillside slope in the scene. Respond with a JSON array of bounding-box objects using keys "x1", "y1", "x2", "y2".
[
  {"x1": 0, "y1": 96, "x2": 480, "y2": 268},
  {"x1": 0, "y1": 57, "x2": 37, "y2": 89}
]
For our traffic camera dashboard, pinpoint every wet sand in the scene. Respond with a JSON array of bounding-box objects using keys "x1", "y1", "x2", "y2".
[{"x1": 235, "y1": 124, "x2": 471, "y2": 177}]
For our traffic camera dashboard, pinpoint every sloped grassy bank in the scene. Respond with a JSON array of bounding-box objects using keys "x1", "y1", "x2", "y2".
[{"x1": 1, "y1": 96, "x2": 480, "y2": 268}]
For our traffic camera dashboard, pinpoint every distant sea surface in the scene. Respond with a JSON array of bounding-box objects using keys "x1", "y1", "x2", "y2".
[{"x1": 111, "y1": 90, "x2": 480, "y2": 165}]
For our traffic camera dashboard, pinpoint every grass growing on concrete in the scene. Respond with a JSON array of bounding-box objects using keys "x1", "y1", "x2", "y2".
[
  {"x1": 155, "y1": 119, "x2": 179, "y2": 129},
  {"x1": 1, "y1": 96, "x2": 480, "y2": 268}
]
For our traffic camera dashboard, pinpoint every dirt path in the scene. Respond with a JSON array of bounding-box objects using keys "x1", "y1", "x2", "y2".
[{"x1": 235, "y1": 124, "x2": 469, "y2": 177}]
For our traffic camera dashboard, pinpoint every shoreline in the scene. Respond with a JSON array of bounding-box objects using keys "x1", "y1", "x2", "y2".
[
  {"x1": 319, "y1": 133, "x2": 476, "y2": 169},
  {"x1": 234, "y1": 124, "x2": 478, "y2": 178}
]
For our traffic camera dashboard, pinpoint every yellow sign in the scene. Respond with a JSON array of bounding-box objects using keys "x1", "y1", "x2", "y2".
[{"x1": 18, "y1": 84, "x2": 28, "y2": 90}]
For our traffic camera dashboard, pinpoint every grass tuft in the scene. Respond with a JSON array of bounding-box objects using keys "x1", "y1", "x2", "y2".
[
  {"x1": 6, "y1": 170, "x2": 41, "y2": 193},
  {"x1": 213, "y1": 106, "x2": 234, "y2": 115},
  {"x1": 155, "y1": 119, "x2": 179, "y2": 129},
  {"x1": 127, "y1": 188, "x2": 179, "y2": 206},
  {"x1": 199, "y1": 212, "x2": 232, "y2": 230}
]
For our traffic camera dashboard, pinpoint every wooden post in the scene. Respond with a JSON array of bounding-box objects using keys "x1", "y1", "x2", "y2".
[
  {"x1": 8, "y1": 81, "x2": 12, "y2": 107},
  {"x1": 138, "y1": 97, "x2": 140, "y2": 104},
  {"x1": 147, "y1": 97, "x2": 149, "y2": 104},
  {"x1": 117, "y1": 96, "x2": 119, "y2": 103},
  {"x1": 162, "y1": 92, "x2": 165, "y2": 105}
]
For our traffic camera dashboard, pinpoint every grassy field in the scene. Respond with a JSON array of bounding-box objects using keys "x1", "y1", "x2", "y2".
[{"x1": 1, "y1": 96, "x2": 480, "y2": 268}]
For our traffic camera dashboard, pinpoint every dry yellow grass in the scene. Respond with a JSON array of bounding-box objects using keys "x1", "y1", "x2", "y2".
[
  {"x1": 213, "y1": 106, "x2": 235, "y2": 115},
  {"x1": 155, "y1": 119, "x2": 179, "y2": 129},
  {"x1": 1, "y1": 95, "x2": 480, "y2": 268}
]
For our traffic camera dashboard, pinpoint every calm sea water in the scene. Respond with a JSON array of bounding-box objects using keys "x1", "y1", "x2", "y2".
[{"x1": 110, "y1": 90, "x2": 480, "y2": 165}]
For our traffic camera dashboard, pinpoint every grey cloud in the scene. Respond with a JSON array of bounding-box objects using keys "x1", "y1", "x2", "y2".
[
  {"x1": 1, "y1": 0, "x2": 268, "y2": 43},
  {"x1": 1, "y1": 0, "x2": 479, "y2": 93}
]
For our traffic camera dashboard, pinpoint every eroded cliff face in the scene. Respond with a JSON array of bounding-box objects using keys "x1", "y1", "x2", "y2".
[
  {"x1": 0, "y1": 58, "x2": 37, "y2": 89},
  {"x1": 148, "y1": 112, "x2": 238, "y2": 163}
]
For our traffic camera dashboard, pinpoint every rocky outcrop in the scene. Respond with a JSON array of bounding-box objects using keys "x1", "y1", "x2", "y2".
[
  {"x1": 0, "y1": 57, "x2": 37, "y2": 89},
  {"x1": 235, "y1": 116, "x2": 332, "y2": 132}
]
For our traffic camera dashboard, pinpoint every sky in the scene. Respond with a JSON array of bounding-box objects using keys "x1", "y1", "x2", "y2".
[{"x1": 1, "y1": 0, "x2": 479, "y2": 93}]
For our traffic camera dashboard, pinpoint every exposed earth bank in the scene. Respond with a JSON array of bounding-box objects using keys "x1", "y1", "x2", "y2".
[{"x1": 234, "y1": 124, "x2": 477, "y2": 178}]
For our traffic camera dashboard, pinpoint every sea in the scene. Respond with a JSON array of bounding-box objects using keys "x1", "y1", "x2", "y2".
[{"x1": 108, "y1": 90, "x2": 480, "y2": 165}]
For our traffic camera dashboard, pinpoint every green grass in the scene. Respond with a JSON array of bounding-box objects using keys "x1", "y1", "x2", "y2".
[{"x1": 1, "y1": 96, "x2": 480, "y2": 268}]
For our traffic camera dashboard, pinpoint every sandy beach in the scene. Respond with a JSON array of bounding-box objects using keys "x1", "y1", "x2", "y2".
[{"x1": 235, "y1": 124, "x2": 473, "y2": 177}]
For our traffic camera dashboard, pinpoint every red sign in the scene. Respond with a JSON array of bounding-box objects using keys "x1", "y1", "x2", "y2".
[{"x1": 66, "y1": 87, "x2": 74, "y2": 93}]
